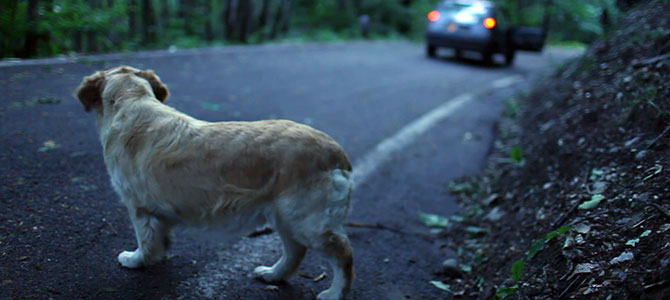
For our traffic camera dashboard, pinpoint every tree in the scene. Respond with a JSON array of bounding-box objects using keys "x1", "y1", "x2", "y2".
[
  {"x1": 141, "y1": 0, "x2": 156, "y2": 44},
  {"x1": 23, "y1": 0, "x2": 39, "y2": 58},
  {"x1": 88, "y1": 0, "x2": 101, "y2": 53},
  {"x1": 128, "y1": 0, "x2": 137, "y2": 40},
  {"x1": 235, "y1": 0, "x2": 252, "y2": 42},
  {"x1": 257, "y1": 0, "x2": 271, "y2": 40}
]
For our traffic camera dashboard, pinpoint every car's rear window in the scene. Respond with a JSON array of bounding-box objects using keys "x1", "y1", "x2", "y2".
[
  {"x1": 437, "y1": 1, "x2": 491, "y2": 23},
  {"x1": 437, "y1": 1, "x2": 490, "y2": 15}
]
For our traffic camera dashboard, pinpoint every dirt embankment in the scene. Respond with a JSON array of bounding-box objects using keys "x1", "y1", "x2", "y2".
[{"x1": 431, "y1": 1, "x2": 670, "y2": 299}]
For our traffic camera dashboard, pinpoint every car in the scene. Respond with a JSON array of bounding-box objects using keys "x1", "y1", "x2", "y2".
[{"x1": 425, "y1": 0, "x2": 545, "y2": 65}]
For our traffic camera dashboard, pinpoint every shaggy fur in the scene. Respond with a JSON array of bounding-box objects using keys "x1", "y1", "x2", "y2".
[{"x1": 75, "y1": 66, "x2": 355, "y2": 300}]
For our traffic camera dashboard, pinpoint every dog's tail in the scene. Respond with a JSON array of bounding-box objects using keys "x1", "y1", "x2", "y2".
[{"x1": 323, "y1": 169, "x2": 354, "y2": 226}]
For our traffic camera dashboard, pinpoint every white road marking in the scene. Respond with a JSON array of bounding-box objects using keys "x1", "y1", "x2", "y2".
[
  {"x1": 352, "y1": 74, "x2": 523, "y2": 186},
  {"x1": 491, "y1": 75, "x2": 524, "y2": 89},
  {"x1": 352, "y1": 93, "x2": 472, "y2": 185}
]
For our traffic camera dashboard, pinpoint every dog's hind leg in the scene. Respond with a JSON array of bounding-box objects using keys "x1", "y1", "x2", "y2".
[
  {"x1": 254, "y1": 224, "x2": 307, "y2": 282},
  {"x1": 118, "y1": 208, "x2": 172, "y2": 268},
  {"x1": 314, "y1": 228, "x2": 354, "y2": 300}
]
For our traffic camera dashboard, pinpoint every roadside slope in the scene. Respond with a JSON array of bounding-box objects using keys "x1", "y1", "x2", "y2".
[{"x1": 431, "y1": 1, "x2": 669, "y2": 299}]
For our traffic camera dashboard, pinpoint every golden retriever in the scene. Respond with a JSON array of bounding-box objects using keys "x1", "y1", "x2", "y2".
[{"x1": 75, "y1": 66, "x2": 354, "y2": 300}]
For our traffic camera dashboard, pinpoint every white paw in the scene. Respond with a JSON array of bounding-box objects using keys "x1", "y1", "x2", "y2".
[
  {"x1": 117, "y1": 250, "x2": 144, "y2": 268},
  {"x1": 253, "y1": 266, "x2": 282, "y2": 282},
  {"x1": 317, "y1": 289, "x2": 344, "y2": 300}
]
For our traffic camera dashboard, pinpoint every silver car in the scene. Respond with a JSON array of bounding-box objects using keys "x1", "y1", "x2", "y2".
[{"x1": 426, "y1": 0, "x2": 545, "y2": 65}]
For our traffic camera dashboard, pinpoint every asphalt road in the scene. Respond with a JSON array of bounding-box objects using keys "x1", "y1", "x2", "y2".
[{"x1": 0, "y1": 41, "x2": 579, "y2": 300}]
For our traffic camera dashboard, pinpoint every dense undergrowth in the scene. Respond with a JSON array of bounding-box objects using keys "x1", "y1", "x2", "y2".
[{"x1": 426, "y1": 1, "x2": 669, "y2": 299}]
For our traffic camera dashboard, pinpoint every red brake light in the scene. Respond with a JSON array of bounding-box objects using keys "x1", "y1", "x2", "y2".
[
  {"x1": 428, "y1": 10, "x2": 440, "y2": 22},
  {"x1": 484, "y1": 17, "x2": 496, "y2": 29}
]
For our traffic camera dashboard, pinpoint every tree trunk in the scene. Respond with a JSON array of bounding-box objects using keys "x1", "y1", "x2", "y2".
[
  {"x1": 141, "y1": 0, "x2": 156, "y2": 44},
  {"x1": 40, "y1": 0, "x2": 53, "y2": 53},
  {"x1": 223, "y1": 0, "x2": 239, "y2": 40},
  {"x1": 23, "y1": 0, "x2": 39, "y2": 58},
  {"x1": 541, "y1": 0, "x2": 551, "y2": 37},
  {"x1": 160, "y1": 0, "x2": 170, "y2": 35},
  {"x1": 205, "y1": 0, "x2": 214, "y2": 41},
  {"x1": 235, "y1": 0, "x2": 252, "y2": 42},
  {"x1": 128, "y1": 0, "x2": 137, "y2": 39},
  {"x1": 87, "y1": 0, "x2": 101, "y2": 53},
  {"x1": 178, "y1": 0, "x2": 194, "y2": 35},
  {"x1": 258, "y1": 0, "x2": 270, "y2": 30},
  {"x1": 4, "y1": 1, "x2": 19, "y2": 57},
  {"x1": 270, "y1": 0, "x2": 286, "y2": 39},
  {"x1": 72, "y1": 31, "x2": 83, "y2": 52},
  {"x1": 280, "y1": 0, "x2": 293, "y2": 34}
]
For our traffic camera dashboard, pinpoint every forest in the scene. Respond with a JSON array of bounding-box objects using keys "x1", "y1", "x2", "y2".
[{"x1": 1, "y1": 0, "x2": 633, "y2": 59}]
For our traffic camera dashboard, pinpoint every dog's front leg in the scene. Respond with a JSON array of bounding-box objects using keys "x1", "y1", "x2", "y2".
[{"x1": 118, "y1": 208, "x2": 172, "y2": 268}]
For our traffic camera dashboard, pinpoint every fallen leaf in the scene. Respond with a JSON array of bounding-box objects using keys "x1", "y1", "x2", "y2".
[
  {"x1": 609, "y1": 251, "x2": 634, "y2": 264},
  {"x1": 511, "y1": 259, "x2": 524, "y2": 282},
  {"x1": 591, "y1": 181, "x2": 608, "y2": 194},
  {"x1": 625, "y1": 238, "x2": 639, "y2": 247},
  {"x1": 466, "y1": 226, "x2": 488, "y2": 235},
  {"x1": 574, "y1": 223, "x2": 591, "y2": 234},
  {"x1": 574, "y1": 263, "x2": 597, "y2": 274},
  {"x1": 579, "y1": 194, "x2": 604, "y2": 210},
  {"x1": 38, "y1": 140, "x2": 61, "y2": 152},
  {"x1": 430, "y1": 280, "x2": 451, "y2": 292},
  {"x1": 496, "y1": 285, "x2": 518, "y2": 299},
  {"x1": 264, "y1": 285, "x2": 279, "y2": 291},
  {"x1": 419, "y1": 212, "x2": 449, "y2": 228},
  {"x1": 643, "y1": 164, "x2": 662, "y2": 181}
]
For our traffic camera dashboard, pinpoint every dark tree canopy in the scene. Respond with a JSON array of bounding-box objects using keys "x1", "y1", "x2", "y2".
[{"x1": 0, "y1": 0, "x2": 632, "y2": 59}]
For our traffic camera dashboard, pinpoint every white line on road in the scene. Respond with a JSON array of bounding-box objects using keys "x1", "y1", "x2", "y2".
[
  {"x1": 352, "y1": 75, "x2": 524, "y2": 186},
  {"x1": 491, "y1": 75, "x2": 524, "y2": 89}
]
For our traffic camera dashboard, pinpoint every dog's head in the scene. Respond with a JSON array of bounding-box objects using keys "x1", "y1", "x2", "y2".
[{"x1": 75, "y1": 66, "x2": 169, "y2": 114}]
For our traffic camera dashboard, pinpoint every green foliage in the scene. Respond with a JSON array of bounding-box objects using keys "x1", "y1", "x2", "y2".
[
  {"x1": 503, "y1": 98, "x2": 520, "y2": 118},
  {"x1": 0, "y1": 0, "x2": 626, "y2": 59},
  {"x1": 510, "y1": 146, "x2": 524, "y2": 165},
  {"x1": 496, "y1": 285, "x2": 518, "y2": 299},
  {"x1": 498, "y1": 226, "x2": 571, "y2": 297},
  {"x1": 448, "y1": 181, "x2": 476, "y2": 195},
  {"x1": 527, "y1": 225, "x2": 571, "y2": 260},
  {"x1": 511, "y1": 258, "x2": 524, "y2": 282}
]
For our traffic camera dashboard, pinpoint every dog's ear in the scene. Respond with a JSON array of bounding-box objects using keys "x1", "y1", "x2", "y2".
[
  {"x1": 75, "y1": 71, "x2": 105, "y2": 113},
  {"x1": 136, "y1": 70, "x2": 169, "y2": 102}
]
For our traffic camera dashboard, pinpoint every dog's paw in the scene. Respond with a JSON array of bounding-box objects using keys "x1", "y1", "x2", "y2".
[
  {"x1": 253, "y1": 266, "x2": 284, "y2": 283},
  {"x1": 118, "y1": 250, "x2": 144, "y2": 268},
  {"x1": 317, "y1": 289, "x2": 344, "y2": 300}
]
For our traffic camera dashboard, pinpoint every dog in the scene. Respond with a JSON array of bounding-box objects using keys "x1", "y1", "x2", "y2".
[{"x1": 75, "y1": 66, "x2": 354, "y2": 300}]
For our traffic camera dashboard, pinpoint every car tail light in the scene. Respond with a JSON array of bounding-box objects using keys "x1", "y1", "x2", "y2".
[
  {"x1": 428, "y1": 10, "x2": 440, "y2": 22},
  {"x1": 483, "y1": 17, "x2": 496, "y2": 29}
]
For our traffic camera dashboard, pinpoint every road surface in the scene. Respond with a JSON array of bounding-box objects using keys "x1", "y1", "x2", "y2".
[{"x1": 0, "y1": 41, "x2": 579, "y2": 300}]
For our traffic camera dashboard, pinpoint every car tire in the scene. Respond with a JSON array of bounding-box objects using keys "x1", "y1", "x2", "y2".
[
  {"x1": 454, "y1": 49, "x2": 462, "y2": 59},
  {"x1": 426, "y1": 45, "x2": 437, "y2": 58},
  {"x1": 504, "y1": 50, "x2": 516, "y2": 66},
  {"x1": 481, "y1": 50, "x2": 494, "y2": 65}
]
